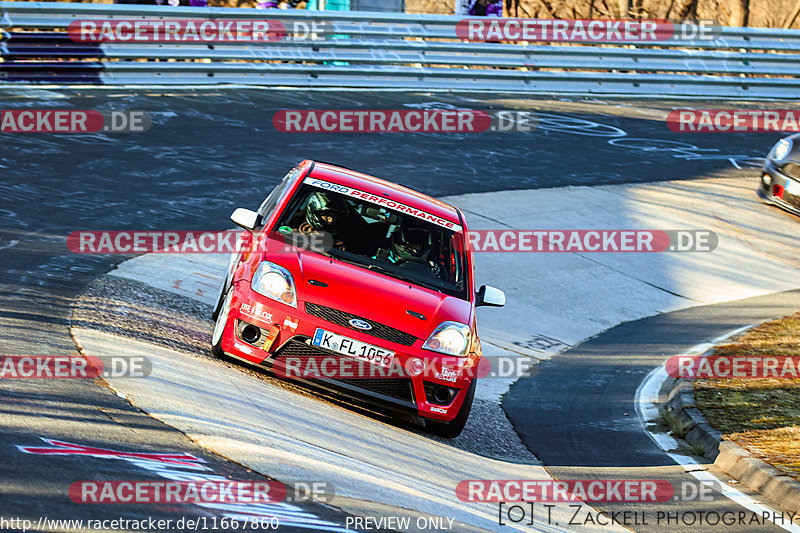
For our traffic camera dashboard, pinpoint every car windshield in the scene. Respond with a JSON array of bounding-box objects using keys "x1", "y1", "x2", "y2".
[{"x1": 273, "y1": 182, "x2": 469, "y2": 300}]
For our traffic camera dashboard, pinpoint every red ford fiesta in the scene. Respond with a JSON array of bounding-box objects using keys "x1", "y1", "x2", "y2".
[{"x1": 211, "y1": 160, "x2": 504, "y2": 437}]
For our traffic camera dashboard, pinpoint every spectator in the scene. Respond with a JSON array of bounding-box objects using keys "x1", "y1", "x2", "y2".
[{"x1": 468, "y1": 0, "x2": 502, "y2": 16}]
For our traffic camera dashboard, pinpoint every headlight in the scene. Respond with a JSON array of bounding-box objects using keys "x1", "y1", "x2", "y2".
[
  {"x1": 423, "y1": 322, "x2": 471, "y2": 356},
  {"x1": 251, "y1": 261, "x2": 297, "y2": 308},
  {"x1": 773, "y1": 138, "x2": 792, "y2": 161}
]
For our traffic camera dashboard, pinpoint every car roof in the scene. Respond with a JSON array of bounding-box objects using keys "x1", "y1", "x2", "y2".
[{"x1": 308, "y1": 161, "x2": 462, "y2": 227}]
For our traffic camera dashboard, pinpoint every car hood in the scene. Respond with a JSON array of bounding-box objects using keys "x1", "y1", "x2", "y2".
[{"x1": 267, "y1": 247, "x2": 472, "y2": 341}]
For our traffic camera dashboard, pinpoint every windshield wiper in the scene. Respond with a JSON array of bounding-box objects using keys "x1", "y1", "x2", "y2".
[
  {"x1": 327, "y1": 248, "x2": 444, "y2": 294},
  {"x1": 367, "y1": 263, "x2": 408, "y2": 281},
  {"x1": 368, "y1": 263, "x2": 443, "y2": 293},
  {"x1": 325, "y1": 247, "x2": 363, "y2": 266},
  {"x1": 326, "y1": 248, "x2": 388, "y2": 272}
]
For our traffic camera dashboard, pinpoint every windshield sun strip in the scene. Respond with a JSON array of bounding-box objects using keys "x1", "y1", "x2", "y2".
[{"x1": 302, "y1": 176, "x2": 463, "y2": 233}]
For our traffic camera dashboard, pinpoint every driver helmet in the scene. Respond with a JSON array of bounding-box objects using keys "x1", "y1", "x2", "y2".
[
  {"x1": 391, "y1": 220, "x2": 432, "y2": 261},
  {"x1": 305, "y1": 192, "x2": 349, "y2": 234}
]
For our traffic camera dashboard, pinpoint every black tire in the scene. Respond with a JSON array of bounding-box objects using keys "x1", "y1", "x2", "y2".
[
  {"x1": 210, "y1": 288, "x2": 232, "y2": 358},
  {"x1": 211, "y1": 274, "x2": 229, "y2": 321},
  {"x1": 425, "y1": 378, "x2": 476, "y2": 438}
]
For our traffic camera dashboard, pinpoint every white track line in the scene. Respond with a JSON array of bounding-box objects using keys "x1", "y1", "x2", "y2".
[{"x1": 634, "y1": 325, "x2": 800, "y2": 533}]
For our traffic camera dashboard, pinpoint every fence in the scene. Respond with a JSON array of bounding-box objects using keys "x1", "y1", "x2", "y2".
[{"x1": 2, "y1": 1, "x2": 800, "y2": 96}]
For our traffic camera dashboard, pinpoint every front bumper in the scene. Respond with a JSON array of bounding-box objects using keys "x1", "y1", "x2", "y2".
[
  {"x1": 758, "y1": 160, "x2": 800, "y2": 217},
  {"x1": 219, "y1": 279, "x2": 475, "y2": 422}
]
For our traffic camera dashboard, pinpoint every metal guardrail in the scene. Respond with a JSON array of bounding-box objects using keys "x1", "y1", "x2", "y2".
[{"x1": 2, "y1": 1, "x2": 800, "y2": 96}]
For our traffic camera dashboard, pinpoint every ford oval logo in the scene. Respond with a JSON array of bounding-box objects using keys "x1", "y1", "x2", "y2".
[{"x1": 349, "y1": 318, "x2": 373, "y2": 331}]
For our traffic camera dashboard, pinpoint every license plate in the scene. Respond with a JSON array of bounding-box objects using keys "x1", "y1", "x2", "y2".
[
  {"x1": 786, "y1": 179, "x2": 800, "y2": 196},
  {"x1": 312, "y1": 329, "x2": 395, "y2": 368}
]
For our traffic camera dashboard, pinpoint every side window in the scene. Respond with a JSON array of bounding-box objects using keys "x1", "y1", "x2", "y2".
[{"x1": 257, "y1": 166, "x2": 301, "y2": 227}]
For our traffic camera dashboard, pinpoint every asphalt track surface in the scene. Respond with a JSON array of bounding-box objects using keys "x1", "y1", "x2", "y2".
[
  {"x1": 0, "y1": 87, "x2": 798, "y2": 531},
  {"x1": 505, "y1": 290, "x2": 800, "y2": 532}
]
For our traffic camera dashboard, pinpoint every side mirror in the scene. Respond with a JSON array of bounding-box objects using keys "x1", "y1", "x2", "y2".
[
  {"x1": 230, "y1": 208, "x2": 259, "y2": 231},
  {"x1": 477, "y1": 285, "x2": 505, "y2": 307}
]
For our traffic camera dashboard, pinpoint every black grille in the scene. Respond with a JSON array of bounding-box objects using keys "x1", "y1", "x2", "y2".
[
  {"x1": 781, "y1": 163, "x2": 800, "y2": 180},
  {"x1": 778, "y1": 169, "x2": 800, "y2": 208},
  {"x1": 274, "y1": 339, "x2": 415, "y2": 403},
  {"x1": 785, "y1": 189, "x2": 800, "y2": 209},
  {"x1": 331, "y1": 378, "x2": 414, "y2": 403},
  {"x1": 304, "y1": 302, "x2": 417, "y2": 346}
]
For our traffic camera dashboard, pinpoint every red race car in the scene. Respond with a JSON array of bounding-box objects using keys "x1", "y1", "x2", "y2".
[{"x1": 210, "y1": 160, "x2": 505, "y2": 437}]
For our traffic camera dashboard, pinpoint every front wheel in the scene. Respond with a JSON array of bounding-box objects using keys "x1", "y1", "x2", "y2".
[
  {"x1": 425, "y1": 378, "x2": 476, "y2": 439},
  {"x1": 211, "y1": 273, "x2": 229, "y2": 321},
  {"x1": 211, "y1": 288, "x2": 233, "y2": 358}
]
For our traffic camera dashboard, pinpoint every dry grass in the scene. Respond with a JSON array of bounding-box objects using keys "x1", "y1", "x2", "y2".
[{"x1": 694, "y1": 312, "x2": 800, "y2": 481}]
